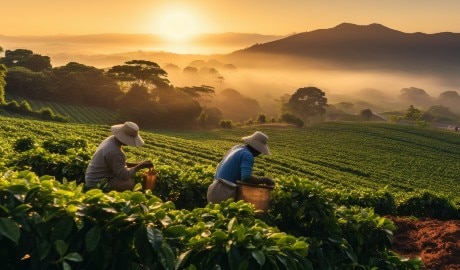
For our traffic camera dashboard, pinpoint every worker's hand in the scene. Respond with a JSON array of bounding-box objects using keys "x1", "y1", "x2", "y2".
[{"x1": 139, "y1": 160, "x2": 154, "y2": 169}]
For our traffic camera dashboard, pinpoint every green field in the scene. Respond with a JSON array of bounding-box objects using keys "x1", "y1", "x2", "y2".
[
  {"x1": 2, "y1": 95, "x2": 119, "y2": 124},
  {"x1": 1, "y1": 115, "x2": 459, "y2": 201},
  {"x1": 2, "y1": 114, "x2": 458, "y2": 269}
]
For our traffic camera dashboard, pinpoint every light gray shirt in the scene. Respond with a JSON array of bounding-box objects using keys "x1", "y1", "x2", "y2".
[{"x1": 85, "y1": 136, "x2": 136, "y2": 187}]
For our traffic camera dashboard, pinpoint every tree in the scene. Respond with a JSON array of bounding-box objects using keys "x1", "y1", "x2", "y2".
[
  {"x1": 399, "y1": 87, "x2": 432, "y2": 107},
  {"x1": 0, "y1": 49, "x2": 51, "y2": 72},
  {"x1": 287, "y1": 87, "x2": 328, "y2": 120},
  {"x1": 360, "y1": 109, "x2": 373, "y2": 120},
  {"x1": 51, "y1": 62, "x2": 121, "y2": 107},
  {"x1": 281, "y1": 112, "x2": 304, "y2": 128},
  {"x1": 176, "y1": 85, "x2": 215, "y2": 99},
  {"x1": 0, "y1": 46, "x2": 6, "y2": 104},
  {"x1": 257, "y1": 114, "x2": 267, "y2": 124},
  {"x1": 437, "y1": 91, "x2": 460, "y2": 113},
  {"x1": 156, "y1": 88, "x2": 202, "y2": 127},
  {"x1": 215, "y1": 88, "x2": 262, "y2": 122},
  {"x1": 202, "y1": 107, "x2": 223, "y2": 126},
  {"x1": 422, "y1": 105, "x2": 459, "y2": 122},
  {"x1": 107, "y1": 60, "x2": 170, "y2": 90},
  {"x1": 197, "y1": 111, "x2": 208, "y2": 127},
  {"x1": 220, "y1": 120, "x2": 233, "y2": 129},
  {"x1": 116, "y1": 84, "x2": 152, "y2": 108},
  {"x1": 334, "y1": 102, "x2": 354, "y2": 113},
  {"x1": 404, "y1": 105, "x2": 422, "y2": 121},
  {"x1": 116, "y1": 84, "x2": 163, "y2": 126},
  {"x1": 5, "y1": 66, "x2": 52, "y2": 100},
  {"x1": 183, "y1": 66, "x2": 198, "y2": 75}
]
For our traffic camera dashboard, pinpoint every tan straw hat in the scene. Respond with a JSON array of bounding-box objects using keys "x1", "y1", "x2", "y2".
[
  {"x1": 111, "y1": 122, "x2": 145, "y2": 147},
  {"x1": 242, "y1": 131, "x2": 270, "y2": 155}
]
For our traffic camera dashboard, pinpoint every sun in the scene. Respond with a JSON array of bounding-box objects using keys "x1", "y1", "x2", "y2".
[{"x1": 155, "y1": 6, "x2": 202, "y2": 42}]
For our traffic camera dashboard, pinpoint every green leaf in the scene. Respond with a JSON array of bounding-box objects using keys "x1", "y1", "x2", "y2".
[
  {"x1": 228, "y1": 217, "x2": 237, "y2": 232},
  {"x1": 51, "y1": 217, "x2": 74, "y2": 241},
  {"x1": 63, "y1": 261, "x2": 71, "y2": 270},
  {"x1": 24, "y1": 186, "x2": 41, "y2": 203},
  {"x1": 176, "y1": 249, "x2": 193, "y2": 269},
  {"x1": 0, "y1": 217, "x2": 20, "y2": 244},
  {"x1": 377, "y1": 217, "x2": 386, "y2": 227},
  {"x1": 345, "y1": 248, "x2": 358, "y2": 263},
  {"x1": 54, "y1": 189, "x2": 75, "y2": 197},
  {"x1": 39, "y1": 240, "x2": 52, "y2": 260},
  {"x1": 7, "y1": 184, "x2": 29, "y2": 194},
  {"x1": 275, "y1": 254, "x2": 288, "y2": 268},
  {"x1": 130, "y1": 192, "x2": 147, "y2": 204},
  {"x1": 291, "y1": 241, "x2": 308, "y2": 251},
  {"x1": 211, "y1": 230, "x2": 228, "y2": 242},
  {"x1": 327, "y1": 235, "x2": 343, "y2": 244},
  {"x1": 54, "y1": 240, "x2": 68, "y2": 257},
  {"x1": 0, "y1": 205, "x2": 9, "y2": 216},
  {"x1": 165, "y1": 225, "x2": 187, "y2": 237},
  {"x1": 85, "y1": 225, "x2": 101, "y2": 252},
  {"x1": 158, "y1": 242, "x2": 176, "y2": 270},
  {"x1": 12, "y1": 204, "x2": 32, "y2": 215},
  {"x1": 268, "y1": 232, "x2": 286, "y2": 240},
  {"x1": 146, "y1": 226, "x2": 163, "y2": 250},
  {"x1": 64, "y1": 252, "x2": 83, "y2": 262},
  {"x1": 251, "y1": 250, "x2": 266, "y2": 266}
]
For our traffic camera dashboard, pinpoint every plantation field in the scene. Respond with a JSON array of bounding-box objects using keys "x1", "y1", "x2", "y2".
[
  {"x1": 2, "y1": 114, "x2": 459, "y2": 269},
  {"x1": 2, "y1": 95, "x2": 118, "y2": 124},
  {"x1": 1, "y1": 115, "x2": 459, "y2": 201}
]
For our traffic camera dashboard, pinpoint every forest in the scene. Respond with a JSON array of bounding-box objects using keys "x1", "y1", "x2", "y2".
[{"x1": 1, "y1": 47, "x2": 460, "y2": 130}]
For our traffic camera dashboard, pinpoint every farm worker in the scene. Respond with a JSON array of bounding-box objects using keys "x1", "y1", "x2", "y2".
[
  {"x1": 84, "y1": 122, "x2": 153, "y2": 192},
  {"x1": 207, "y1": 131, "x2": 275, "y2": 203}
]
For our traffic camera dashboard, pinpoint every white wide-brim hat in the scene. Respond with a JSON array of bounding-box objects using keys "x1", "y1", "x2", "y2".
[
  {"x1": 242, "y1": 131, "x2": 270, "y2": 155},
  {"x1": 111, "y1": 122, "x2": 144, "y2": 147}
]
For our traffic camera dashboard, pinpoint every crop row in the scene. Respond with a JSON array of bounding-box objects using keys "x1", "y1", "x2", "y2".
[{"x1": 1, "y1": 116, "x2": 459, "y2": 201}]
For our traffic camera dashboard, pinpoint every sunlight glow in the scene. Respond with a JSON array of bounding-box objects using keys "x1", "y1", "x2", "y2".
[{"x1": 154, "y1": 5, "x2": 203, "y2": 42}]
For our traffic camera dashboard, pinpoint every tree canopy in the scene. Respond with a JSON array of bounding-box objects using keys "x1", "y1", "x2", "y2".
[
  {"x1": 0, "y1": 49, "x2": 52, "y2": 72},
  {"x1": 287, "y1": 87, "x2": 328, "y2": 120},
  {"x1": 107, "y1": 60, "x2": 170, "y2": 90}
]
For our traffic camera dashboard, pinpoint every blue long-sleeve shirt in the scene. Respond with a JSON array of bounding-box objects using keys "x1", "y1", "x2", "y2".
[{"x1": 214, "y1": 145, "x2": 254, "y2": 184}]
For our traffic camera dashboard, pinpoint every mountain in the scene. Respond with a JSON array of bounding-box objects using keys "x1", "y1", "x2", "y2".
[{"x1": 224, "y1": 23, "x2": 460, "y2": 73}]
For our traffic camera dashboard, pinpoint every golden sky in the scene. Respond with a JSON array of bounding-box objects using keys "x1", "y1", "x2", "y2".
[{"x1": 2, "y1": 0, "x2": 460, "y2": 39}]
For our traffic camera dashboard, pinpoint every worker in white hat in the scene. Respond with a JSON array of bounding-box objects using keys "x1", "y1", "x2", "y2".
[
  {"x1": 85, "y1": 122, "x2": 153, "y2": 191},
  {"x1": 207, "y1": 131, "x2": 275, "y2": 203}
]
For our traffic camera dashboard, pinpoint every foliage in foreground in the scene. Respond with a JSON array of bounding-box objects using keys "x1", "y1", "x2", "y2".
[
  {"x1": 0, "y1": 170, "x2": 424, "y2": 270},
  {"x1": 0, "y1": 170, "x2": 311, "y2": 270}
]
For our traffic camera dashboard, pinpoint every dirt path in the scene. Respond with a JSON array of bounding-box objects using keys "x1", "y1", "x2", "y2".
[{"x1": 390, "y1": 217, "x2": 460, "y2": 270}]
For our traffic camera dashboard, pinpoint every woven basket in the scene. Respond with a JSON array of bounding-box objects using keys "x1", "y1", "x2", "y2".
[
  {"x1": 142, "y1": 168, "x2": 157, "y2": 191},
  {"x1": 236, "y1": 181, "x2": 274, "y2": 212}
]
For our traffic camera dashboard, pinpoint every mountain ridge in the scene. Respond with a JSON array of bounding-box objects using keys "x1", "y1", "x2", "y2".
[{"x1": 226, "y1": 23, "x2": 460, "y2": 73}]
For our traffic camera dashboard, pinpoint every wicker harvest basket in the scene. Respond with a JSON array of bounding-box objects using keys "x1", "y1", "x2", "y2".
[
  {"x1": 236, "y1": 181, "x2": 274, "y2": 212},
  {"x1": 142, "y1": 168, "x2": 157, "y2": 191}
]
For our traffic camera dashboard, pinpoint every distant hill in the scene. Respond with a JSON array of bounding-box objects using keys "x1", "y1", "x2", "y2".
[
  {"x1": 0, "y1": 32, "x2": 284, "y2": 66},
  {"x1": 225, "y1": 23, "x2": 460, "y2": 73}
]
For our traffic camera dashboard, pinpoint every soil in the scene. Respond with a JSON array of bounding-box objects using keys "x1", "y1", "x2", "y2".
[{"x1": 390, "y1": 217, "x2": 460, "y2": 270}]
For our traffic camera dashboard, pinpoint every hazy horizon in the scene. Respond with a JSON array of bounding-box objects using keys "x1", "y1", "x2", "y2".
[
  {"x1": 2, "y1": 28, "x2": 459, "y2": 120},
  {"x1": 2, "y1": 1, "x2": 459, "y2": 121}
]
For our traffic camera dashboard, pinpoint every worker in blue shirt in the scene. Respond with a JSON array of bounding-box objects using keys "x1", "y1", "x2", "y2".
[{"x1": 207, "y1": 131, "x2": 274, "y2": 203}]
